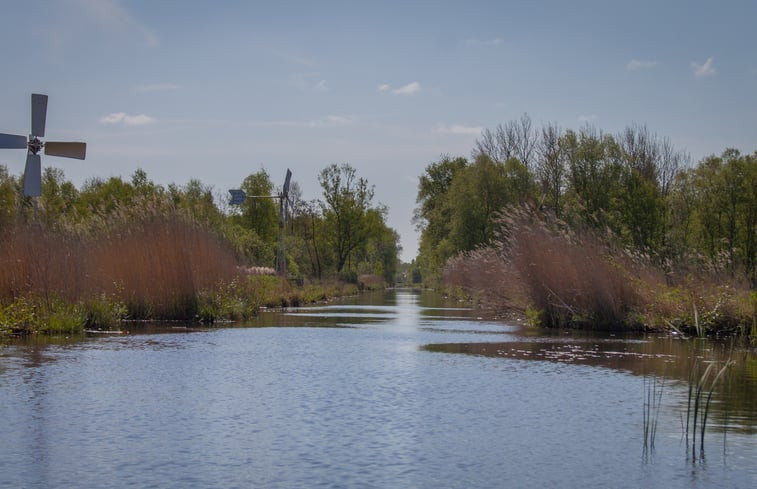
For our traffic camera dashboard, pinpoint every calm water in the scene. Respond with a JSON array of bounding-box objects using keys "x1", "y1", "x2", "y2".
[{"x1": 1, "y1": 289, "x2": 755, "y2": 488}]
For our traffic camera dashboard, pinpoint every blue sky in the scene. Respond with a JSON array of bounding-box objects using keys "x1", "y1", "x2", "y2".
[{"x1": 1, "y1": 0, "x2": 756, "y2": 261}]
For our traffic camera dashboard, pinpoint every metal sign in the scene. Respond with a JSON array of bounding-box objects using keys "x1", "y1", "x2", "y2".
[{"x1": 228, "y1": 189, "x2": 246, "y2": 205}]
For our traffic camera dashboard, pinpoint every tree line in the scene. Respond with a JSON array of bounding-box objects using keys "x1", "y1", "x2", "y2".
[
  {"x1": 0, "y1": 162, "x2": 400, "y2": 284},
  {"x1": 414, "y1": 114, "x2": 756, "y2": 285}
]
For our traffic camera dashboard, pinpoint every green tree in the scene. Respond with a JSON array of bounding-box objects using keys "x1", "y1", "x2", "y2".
[
  {"x1": 414, "y1": 156, "x2": 468, "y2": 279},
  {"x1": 318, "y1": 163, "x2": 376, "y2": 273},
  {"x1": 238, "y1": 169, "x2": 278, "y2": 243}
]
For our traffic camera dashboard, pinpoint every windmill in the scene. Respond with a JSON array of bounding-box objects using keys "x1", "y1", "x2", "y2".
[
  {"x1": 275, "y1": 169, "x2": 293, "y2": 276},
  {"x1": 0, "y1": 93, "x2": 87, "y2": 197},
  {"x1": 229, "y1": 168, "x2": 293, "y2": 276}
]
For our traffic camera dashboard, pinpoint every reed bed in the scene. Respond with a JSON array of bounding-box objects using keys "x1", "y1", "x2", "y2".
[
  {"x1": 443, "y1": 204, "x2": 755, "y2": 334},
  {"x1": 0, "y1": 215, "x2": 242, "y2": 331},
  {"x1": 1, "y1": 215, "x2": 363, "y2": 335},
  {"x1": 445, "y1": 205, "x2": 645, "y2": 329}
]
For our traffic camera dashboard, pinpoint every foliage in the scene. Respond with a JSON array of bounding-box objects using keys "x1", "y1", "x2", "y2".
[
  {"x1": 0, "y1": 160, "x2": 400, "y2": 335},
  {"x1": 318, "y1": 163, "x2": 398, "y2": 277},
  {"x1": 416, "y1": 115, "x2": 755, "y2": 296}
]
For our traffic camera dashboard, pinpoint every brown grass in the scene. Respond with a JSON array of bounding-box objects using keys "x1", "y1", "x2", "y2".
[
  {"x1": 443, "y1": 205, "x2": 755, "y2": 332},
  {"x1": 445, "y1": 206, "x2": 644, "y2": 329},
  {"x1": 0, "y1": 216, "x2": 240, "y2": 319}
]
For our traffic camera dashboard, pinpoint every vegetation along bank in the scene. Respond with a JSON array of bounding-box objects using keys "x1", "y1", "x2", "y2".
[
  {"x1": 411, "y1": 115, "x2": 755, "y2": 338},
  {"x1": 0, "y1": 163, "x2": 397, "y2": 336}
]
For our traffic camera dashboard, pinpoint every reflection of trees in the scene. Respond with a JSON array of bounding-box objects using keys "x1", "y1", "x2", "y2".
[{"x1": 424, "y1": 337, "x2": 756, "y2": 434}]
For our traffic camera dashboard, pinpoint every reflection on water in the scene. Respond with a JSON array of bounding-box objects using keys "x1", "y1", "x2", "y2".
[
  {"x1": 424, "y1": 335, "x2": 757, "y2": 435},
  {"x1": 1, "y1": 288, "x2": 755, "y2": 488}
]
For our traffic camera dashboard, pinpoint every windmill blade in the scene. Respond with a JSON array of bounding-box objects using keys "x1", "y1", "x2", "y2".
[
  {"x1": 23, "y1": 153, "x2": 42, "y2": 197},
  {"x1": 31, "y1": 94, "x2": 48, "y2": 137},
  {"x1": 282, "y1": 168, "x2": 292, "y2": 198},
  {"x1": 45, "y1": 141, "x2": 87, "y2": 160},
  {"x1": 0, "y1": 133, "x2": 27, "y2": 149}
]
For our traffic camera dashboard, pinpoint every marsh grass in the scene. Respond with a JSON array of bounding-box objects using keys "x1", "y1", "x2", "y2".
[
  {"x1": 443, "y1": 204, "x2": 755, "y2": 334},
  {"x1": 444, "y1": 205, "x2": 644, "y2": 329},
  {"x1": 0, "y1": 216, "x2": 240, "y2": 330},
  {"x1": 643, "y1": 373, "x2": 665, "y2": 459},
  {"x1": 685, "y1": 354, "x2": 734, "y2": 459}
]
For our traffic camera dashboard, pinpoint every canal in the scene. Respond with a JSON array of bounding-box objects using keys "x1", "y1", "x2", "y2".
[{"x1": 1, "y1": 289, "x2": 755, "y2": 488}]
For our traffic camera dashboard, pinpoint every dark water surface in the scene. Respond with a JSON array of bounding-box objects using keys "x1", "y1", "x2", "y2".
[{"x1": 1, "y1": 289, "x2": 755, "y2": 488}]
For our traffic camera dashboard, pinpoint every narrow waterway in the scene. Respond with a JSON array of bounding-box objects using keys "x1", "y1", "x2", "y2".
[{"x1": 1, "y1": 289, "x2": 755, "y2": 488}]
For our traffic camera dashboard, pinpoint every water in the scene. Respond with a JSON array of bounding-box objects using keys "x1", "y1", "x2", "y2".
[{"x1": 1, "y1": 289, "x2": 755, "y2": 488}]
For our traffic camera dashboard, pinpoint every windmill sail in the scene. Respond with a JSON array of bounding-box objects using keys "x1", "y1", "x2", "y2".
[
  {"x1": 45, "y1": 142, "x2": 87, "y2": 159},
  {"x1": 0, "y1": 133, "x2": 27, "y2": 149},
  {"x1": 31, "y1": 94, "x2": 48, "y2": 137},
  {"x1": 23, "y1": 154, "x2": 42, "y2": 197}
]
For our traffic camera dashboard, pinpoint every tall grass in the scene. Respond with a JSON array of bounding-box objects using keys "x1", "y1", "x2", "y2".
[
  {"x1": 0, "y1": 214, "x2": 241, "y2": 327},
  {"x1": 89, "y1": 217, "x2": 238, "y2": 319},
  {"x1": 445, "y1": 205, "x2": 645, "y2": 329},
  {"x1": 643, "y1": 373, "x2": 664, "y2": 460},
  {"x1": 443, "y1": 204, "x2": 755, "y2": 333},
  {"x1": 685, "y1": 356, "x2": 734, "y2": 459}
]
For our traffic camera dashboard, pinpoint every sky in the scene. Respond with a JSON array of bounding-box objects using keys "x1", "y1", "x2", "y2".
[{"x1": 1, "y1": 0, "x2": 756, "y2": 262}]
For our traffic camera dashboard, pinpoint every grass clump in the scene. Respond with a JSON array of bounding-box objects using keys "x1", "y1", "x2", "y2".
[
  {"x1": 685, "y1": 355, "x2": 734, "y2": 458},
  {"x1": 0, "y1": 296, "x2": 86, "y2": 335}
]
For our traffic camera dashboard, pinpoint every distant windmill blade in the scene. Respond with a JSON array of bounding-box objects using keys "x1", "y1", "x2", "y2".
[
  {"x1": 0, "y1": 133, "x2": 28, "y2": 149},
  {"x1": 23, "y1": 153, "x2": 42, "y2": 197},
  {"x1": 45, "y1": 141, "x2": 86, "y2": 160},
  {"x1": 31, "y1": 94, "x2": 48, "y2": 137},
  {"x1": 282, "y1": 168, "x2": 292, "y2": 198}
]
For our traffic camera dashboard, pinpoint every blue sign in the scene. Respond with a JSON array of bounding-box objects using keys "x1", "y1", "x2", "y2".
[{"x1": 229, "y1": 189, "x2": 246, "y2": 205}]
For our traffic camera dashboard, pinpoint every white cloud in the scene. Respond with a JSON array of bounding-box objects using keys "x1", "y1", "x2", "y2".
[
  {"x1": 313, "y1": 80, "x2": 329, "y2": 92},
  {"x1": 464, "y1": 38, "x2": 504, "y2": 47},
  {"x1": 626, "y1": 59, "x2": 658, "y2": 71},
  {"x1": 378, "y1": 84, "x2": 391, "y2": 93},
  {"x1": 75, "y1": 0, "x2": 158, "y2": 46},
  {"x1": 578, "y1": 114, "x2": 598, "y2": 123},
  {"x1": 100, "y1": 112, "x2": 156, "y2": 126},
  {"x1": 436, "y1": 124, "x2": 482, "y2": 136},
  {"x1": 134, "y1": 83, "x2": 180, "y2": 93},
  {"x1": 691, "y1": 57, "x2": 716, "y2": 77},
  {"x1": 392, "y1": 81, "x2": 421, "y2": 96}
]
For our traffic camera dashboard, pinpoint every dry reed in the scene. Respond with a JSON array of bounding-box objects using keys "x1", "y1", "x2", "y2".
[
  {"x1": 444, "y1": 205, "x2": 645, "y2": 329},
  {"x1": 0, "y1": 214, "x2": 241, "y2": 320}
]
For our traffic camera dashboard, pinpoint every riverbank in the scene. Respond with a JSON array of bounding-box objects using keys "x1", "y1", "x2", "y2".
[{"x1": 0, "y1": 276, "x2": 364, "y2": 337}]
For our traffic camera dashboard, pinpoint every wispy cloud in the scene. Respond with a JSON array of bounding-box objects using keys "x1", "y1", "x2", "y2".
[
  {"x1": 464, "y1": 38, "x2": 504, "y2": 47},
  {"x1": 436, "y1": 124, "x2": 482, "y2": 136},
  {"x1": 75, "y1": 0, "x2": 158, "y2": 46},
  {"x1": 626, "y1": 59, "x2": 658, "y2": 71},
  {"x1": 262, "y1": 115, "x2": 354, "y2": 128},
  {"x1": 134, "y1": 83, "x2": 180, "y2": 93},
  {"x1": 392, "y1": 81, "x2": 421, "y2": 96},
  {"x1": 100, "y1": 112, "x2": 156, "y2": 126},
  {"x1": 691, "y1": 57, "x2": 716, "y2": 77},
  {"x1": 578, "y1": 114, "x2": 598, "y2": 123},
  {"x1": 378, "y1": 82, "x2": 421, "y2": 96}
]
